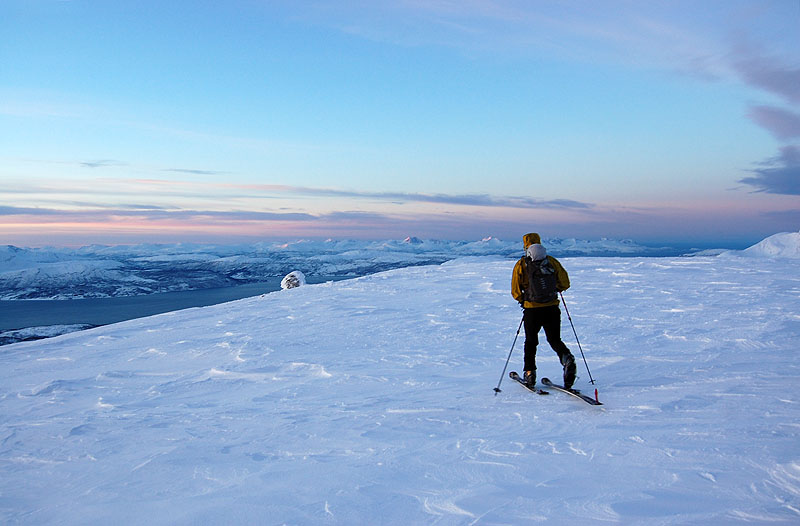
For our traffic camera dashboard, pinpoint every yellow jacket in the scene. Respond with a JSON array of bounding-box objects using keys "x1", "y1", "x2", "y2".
[{"x1": 511, "y1": 233, "x2": 570, "y2": 308}]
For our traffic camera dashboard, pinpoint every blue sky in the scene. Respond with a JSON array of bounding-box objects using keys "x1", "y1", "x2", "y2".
[{"x1": 1, "y1": 0, "x2": 798, "y2": 247}]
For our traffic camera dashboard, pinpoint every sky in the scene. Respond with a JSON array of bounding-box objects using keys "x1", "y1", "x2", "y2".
[{"x1": 1, "y1": 0, "x2": 799, "y2": 248}]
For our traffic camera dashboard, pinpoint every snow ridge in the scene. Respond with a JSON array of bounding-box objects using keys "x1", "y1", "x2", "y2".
[{"x1": 740, "y1": 230, "x2": 800, "y2": 258}]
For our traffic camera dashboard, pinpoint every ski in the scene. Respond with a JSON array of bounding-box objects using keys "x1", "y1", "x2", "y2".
[
  {"x1": 541, "y1": 377, "x2": 602, "y2": 405},
  {"x1": 509, "y1": 371, "x2": 549, "y2": 395}
]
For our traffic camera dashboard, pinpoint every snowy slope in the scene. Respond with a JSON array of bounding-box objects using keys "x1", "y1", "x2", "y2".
[
  {"x1": 1, "y1": 255, "x2": 799, "y2": 524},
  {"x1": 739, "y1": 230, "x2": 800, "y2": 258}
]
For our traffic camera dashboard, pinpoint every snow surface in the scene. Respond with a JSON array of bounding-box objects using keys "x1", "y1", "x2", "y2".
[{"x1": 1, "y1": 255, "x2": 799, "y2": 524}]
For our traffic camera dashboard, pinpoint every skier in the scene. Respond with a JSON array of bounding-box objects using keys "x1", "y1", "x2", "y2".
[{"x1": 511, "y1": 233, "x2": 577, "y2": 389}]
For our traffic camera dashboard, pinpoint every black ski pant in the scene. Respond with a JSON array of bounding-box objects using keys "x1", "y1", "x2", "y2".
[{"x1": 523, "y1": 305, "x2": 572, "y2": 373}]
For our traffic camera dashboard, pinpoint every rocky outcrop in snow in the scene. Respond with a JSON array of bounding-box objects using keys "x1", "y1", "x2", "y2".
[{"x1": 280, "y1": 271, "x2": 306, "y2": 290}]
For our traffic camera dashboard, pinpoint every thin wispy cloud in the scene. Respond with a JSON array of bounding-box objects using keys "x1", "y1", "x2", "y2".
[
  {"x1": 163, "y1": 168, "x2": 229, "y2": 176},
  {"x1": 0, "y1": 206, "x2": 64, "y2": 216},
  {"x1": 172, "y1": 210, "x2": 316, "y2": 221},
  {"x1": 230, "y1": 183, "x2": 594, "y2": 210},
  {"x1": 298, "y1": 0, "x2": 729, "y2": 77},
  {"x1": 296, "y1": 188, "x2": 593, "y2": 209},
  {"x1": 2, "y1": 175, "x2": 594, "y2": 211},
  {"x1": 373, "y1": 192, "x2": 592, "y2": 209},
  {"x1": 81, "y1": 159, "x2": 126, "y2": 169},
  {"x1": 0, "y1": 205, "x2": 317, "y2": 222}
]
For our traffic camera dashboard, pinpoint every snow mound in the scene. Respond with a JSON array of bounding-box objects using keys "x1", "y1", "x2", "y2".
[
  {"x1": 741, "y1": 231, "x2": 800, "y2": 258},
  {"x1": 280, "y1": 270, "x2": 306, "y2": 289}
]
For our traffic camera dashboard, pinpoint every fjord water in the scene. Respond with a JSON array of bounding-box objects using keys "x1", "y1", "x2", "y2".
[{"x1": 0, "y1": 277, "x2": 343, "y2": 331}]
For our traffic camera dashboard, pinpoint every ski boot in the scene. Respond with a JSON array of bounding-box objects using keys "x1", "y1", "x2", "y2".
[
  {"x1": 523, "y1": 369, "x2": 536, "y2": 388},
  {"x1": 561, "y1": 354, "x2": 576, "y2": 389}
]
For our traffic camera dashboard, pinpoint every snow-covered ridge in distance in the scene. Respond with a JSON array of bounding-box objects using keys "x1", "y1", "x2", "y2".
[{"x1": 0, "y1": 236, "x2": 678, "y2": 300}]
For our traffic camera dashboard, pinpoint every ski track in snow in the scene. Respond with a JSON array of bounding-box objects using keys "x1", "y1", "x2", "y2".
[{"x1": 1, "y1": 256, "x2": 799, "y2": 524}]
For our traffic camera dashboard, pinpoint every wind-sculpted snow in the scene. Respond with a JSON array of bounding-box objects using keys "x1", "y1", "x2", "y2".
[
  {"x1": 1, "y1": 255, "x2": 798, "y2": 524},
  {"x1": 0, "y1": 237, "x2": 676, "y2": 300}
]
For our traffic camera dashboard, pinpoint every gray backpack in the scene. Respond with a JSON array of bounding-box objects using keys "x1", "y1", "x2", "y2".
[{"x1": 524, "y1": 257, "x2": 558, "y2": 304}]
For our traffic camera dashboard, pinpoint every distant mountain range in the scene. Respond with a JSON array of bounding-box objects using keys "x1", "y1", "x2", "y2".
[{"x1": 0, "y1": 237, "x2": 682, "y2": 300}]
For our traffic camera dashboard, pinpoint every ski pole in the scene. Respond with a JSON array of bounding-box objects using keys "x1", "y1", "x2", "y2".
[
  {"x1": 494, "y1": 314, "x2": 525, "y2": 395},
  {"x1": 559, "y1": 291, "x2": 595, "y2": 385}
]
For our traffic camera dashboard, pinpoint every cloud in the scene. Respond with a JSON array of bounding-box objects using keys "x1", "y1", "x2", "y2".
[
  {"x1": 3, "y1": 192, "x2": 794, "y2": 246},
  {"x1": 236, "y1": 183, "x2": 594, "y2": 210},
  {"x1": 321, "y1": 210, "x2": 394, "y2": 222},
  {"x1": 747, "y1": 105, "x2": 800, "y2": 140},
  {"x1": 373, "y1": 192, "x2": 593, "y2": 209},
  {"x1": 2, "y1": 176, "x2": 594, "y2": 217},
  {"x1": 169, "y1": 210, "x2": 316, "y2": 221},
  {"x1": 163, "y1": 168, "x2": 229, "y2": 176},
  {"x1": 115, "y1": 179, "x2": 594, "y2": 210},
  {"x1": 740, "y1": 145, "x2": 800, "y2": 195},
  {"x1": 0, "y1": 205, "x2": 316, "y2": 222},
  {"x1": 300, "y1": 0, "x2": 725, "y2": 73},
  {"x1": 81, "y1": 159, "x2": 126, "y2": 169},
  {"x1": 0, "y1": 206, "x2": 63, "y2": 216},
  {"x1": 729, "y1": 37, "x2": 800, "y2": 193},
  {"x1": 731, "y1": 39, "x2": 800, "y2": 142},
  {"x1": 77, "y1": 161, "x2": 221, "y2": 175},
  {"x1": 732, "y1": 49, "x2": 800, "y2": 106},
  {"x1": 112, "y1": 203, "x2": 172, "y2": 211}
]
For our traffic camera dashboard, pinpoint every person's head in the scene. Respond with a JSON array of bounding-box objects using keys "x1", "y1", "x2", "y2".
[
  {"x1": 526, "y1": 243, "x2": 547, "y2": 261},
  {"x1": 522, "y1": 233, "x2": 541, "y2": 249}
]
